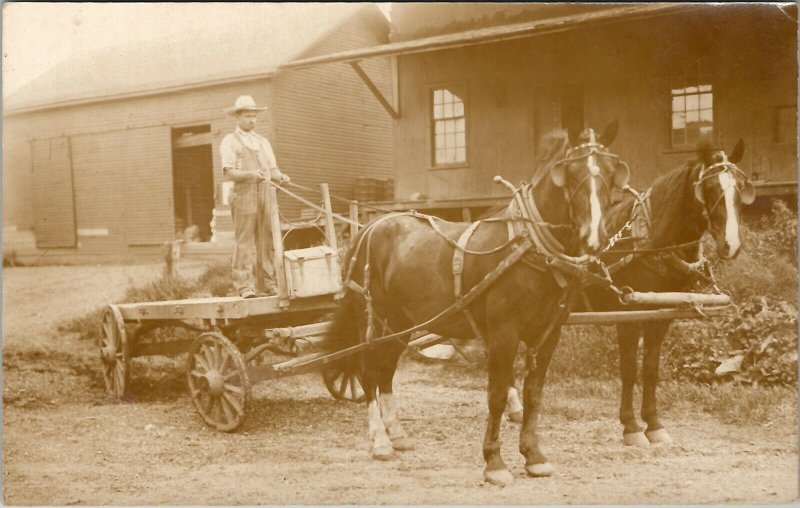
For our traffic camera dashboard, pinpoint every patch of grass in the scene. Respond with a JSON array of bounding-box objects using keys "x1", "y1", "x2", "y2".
[{"x1": 656, "y1": 380, "x2": 798, "y2": 425}]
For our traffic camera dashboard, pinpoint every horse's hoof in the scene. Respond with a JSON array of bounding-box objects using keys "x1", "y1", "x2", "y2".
[
  {"x1": 646, "y1": 428, "x2": 673, "y2": 444},
  {"x1": 371, "y1": 445, "x2": 395, "y2": 461},
  {"x1": 623, "y1": 431, "x2": 650, "y2": 448},
  {"x1": 525, "y1": 462, "x2": 554, "y2": 477},
  {"x1": 484, "y1": 468, "x2": 514, "y2": 487},
  {"x1": 507, "y1": 411, "x2": 523, "y2": 424},
  {"x1": 391, "y1": 436, "x2": 415, "y2": 451}
]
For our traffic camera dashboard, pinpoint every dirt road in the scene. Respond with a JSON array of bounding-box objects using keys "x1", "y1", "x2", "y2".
[{"x1": 3, "y1": 264, "x2": 798, "y2": 505}]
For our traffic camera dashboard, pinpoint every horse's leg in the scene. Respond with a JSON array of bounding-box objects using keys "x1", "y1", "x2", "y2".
[
  {"x1": 377, "y1": 340, "x2": 415, "y2": 451},
  {"x1": 506, "y1": 385, "x2": 524, "y2": 423},
  {"x1": 642, "y1": 320, "x2": 672, "y2": 444},
  {"x1": 519, "y1": 328, "x2": 559, "y2": 478},
  {"x1": 482, "y1": 331, "x2": 518, "y2": 487},
  {"x1": 618, "y1": 323, "x2": 649, "y2": 447},
  {"x1": 361, "y1": 352, "x2": 394, "y2": 460}
]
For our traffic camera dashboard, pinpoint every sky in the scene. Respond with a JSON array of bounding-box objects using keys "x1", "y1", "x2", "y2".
[{"x1": 2, "y1": 3, "x2": 391, "y2": 98}]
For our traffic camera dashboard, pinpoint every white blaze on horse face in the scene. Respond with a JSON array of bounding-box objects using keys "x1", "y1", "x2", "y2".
[
  {"x1": 719, "y1": 171, "x2": 740, "y2": 255},
  {"x1": 587, "y1": 158, "x2": 602, "y2": 250}
]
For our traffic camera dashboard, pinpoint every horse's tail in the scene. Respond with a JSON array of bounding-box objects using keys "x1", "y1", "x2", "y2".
[
  {"x1": 327, "y1": 282, "x2": 362, "y2": 352},
  {"x1": 327, "y1": 223, "x2": 370, "y2": 352}
]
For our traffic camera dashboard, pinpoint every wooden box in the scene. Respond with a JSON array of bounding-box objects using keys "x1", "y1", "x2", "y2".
[{"x1": 283, "y1": 245, "x2": 342, "y2": 298}]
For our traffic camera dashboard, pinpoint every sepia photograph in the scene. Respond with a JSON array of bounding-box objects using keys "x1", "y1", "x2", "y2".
[{"x1": 2, "y1": 2, "x2": 798, "y2": 505}]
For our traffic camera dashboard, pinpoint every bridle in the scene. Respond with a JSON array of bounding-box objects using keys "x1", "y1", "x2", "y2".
[
  {"x1": 693, "y1": 152, "x2": 750, "y2": 224},
  {"x1": 551, "y1": 129, "x2": 630, "y2": 224}
]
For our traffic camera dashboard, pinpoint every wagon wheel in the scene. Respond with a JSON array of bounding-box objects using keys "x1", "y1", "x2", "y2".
[
  {"x1": 99, "y1": 305, "x2": 130, "y2": 399},
  {"x1": 186, "y1": 332, "x2": 251, "y2": 432},
  {"x1": 322, "y1": 360, "x2": 365, "y2": 402}
]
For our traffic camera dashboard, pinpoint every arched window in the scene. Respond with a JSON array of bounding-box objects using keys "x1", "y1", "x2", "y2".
[{"x1": 432, "y1": 88, "x2": 466, "y2": 166}]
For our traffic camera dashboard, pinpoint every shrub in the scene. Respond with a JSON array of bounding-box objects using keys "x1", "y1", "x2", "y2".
[{"x1": 715, "y1": 296, "x2": 798, "y2": 387}]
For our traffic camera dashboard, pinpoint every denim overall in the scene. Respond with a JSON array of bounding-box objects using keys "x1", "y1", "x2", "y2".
[{"x1": 229, "y1": 134, "x2": 277, "y2": 295}]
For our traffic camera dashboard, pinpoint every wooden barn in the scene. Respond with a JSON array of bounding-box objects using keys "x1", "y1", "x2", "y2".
[
  {"x1": 3, "y1": 4, "x2": 394, "y2": 263},
  {"x1": 286, "y1": 3, "x2": 797, "y2": 221}
]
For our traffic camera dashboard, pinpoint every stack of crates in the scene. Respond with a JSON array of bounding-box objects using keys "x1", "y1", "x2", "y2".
[{"x1": 355, "y1": 177, "x2": 394, "y2": 202}]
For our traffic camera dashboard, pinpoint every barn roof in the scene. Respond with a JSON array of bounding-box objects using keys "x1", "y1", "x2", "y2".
[{"x1": 5, "y1": 3, "x2": 386, "y2": 114}]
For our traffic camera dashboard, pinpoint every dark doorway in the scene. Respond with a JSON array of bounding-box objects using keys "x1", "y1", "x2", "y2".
[
  {"x1": 172, "y1": 125, "x2": 214, "y2": 241},
  {"x1": 560, "y1": 85, "x2": 585, "y2": 134}
]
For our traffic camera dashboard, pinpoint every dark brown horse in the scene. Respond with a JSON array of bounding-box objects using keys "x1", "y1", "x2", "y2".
[
  {"x1": 327, "y1": 122, "x2": 631, "y2": 486},
  {"x1": 506, "y1": 140, "x2": 754, "y2": 446}
]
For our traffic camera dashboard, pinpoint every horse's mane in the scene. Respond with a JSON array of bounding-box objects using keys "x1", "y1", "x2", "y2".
[{"x1": 640, "y1": 153, "x2": 707, "y2": 244}]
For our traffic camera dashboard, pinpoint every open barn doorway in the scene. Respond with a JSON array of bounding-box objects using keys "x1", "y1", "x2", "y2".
[{"x1": 171, "y1": 125, "x2": 214, "y2": 241}]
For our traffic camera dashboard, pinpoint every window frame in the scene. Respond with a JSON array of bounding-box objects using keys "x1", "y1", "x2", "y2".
[
  {"x1": 428, "y1": 84, "x2": 470, "y2": 170},
  {"x1": 670, "y1": 81, "x2": 715, "y2": 149}
]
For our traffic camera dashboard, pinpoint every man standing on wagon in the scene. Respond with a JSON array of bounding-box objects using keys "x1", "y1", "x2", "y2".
[{"x1": 220, "y1": 95, "x2": 290, "y2": 299}]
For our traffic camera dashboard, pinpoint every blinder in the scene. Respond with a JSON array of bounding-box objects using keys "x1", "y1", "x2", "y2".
[{"x1": 693, "y1": 159, "x2": 755, "y2": 209}]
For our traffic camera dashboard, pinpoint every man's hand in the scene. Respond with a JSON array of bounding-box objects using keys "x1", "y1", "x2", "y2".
[{"x1": 271, "y1": 172, "x2": 290, "y2": 184}]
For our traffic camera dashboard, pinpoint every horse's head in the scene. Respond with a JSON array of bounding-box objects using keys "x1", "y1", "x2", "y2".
[
  {"x1": 693, "y1": 139, "x2": 755, "y2": 259},
  {"x1": 548, "y1": 120, "x2": 630, "y2": 255}
]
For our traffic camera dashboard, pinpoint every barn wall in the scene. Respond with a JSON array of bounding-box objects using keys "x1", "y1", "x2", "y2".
[
  {"x1": 3, "y1": 79, "x2": 271, "y2": 260},
  {"x1": 271, "y1": 10, "x2": 394, "y2": 216},
  {"x1": 393, "y1": 6, "x2": 797, "y2": 203}
]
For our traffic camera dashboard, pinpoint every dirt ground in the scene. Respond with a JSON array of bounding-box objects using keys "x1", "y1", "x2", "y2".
[{"x1": 3, "y1": 263, "x2": 798, "y2": 505}]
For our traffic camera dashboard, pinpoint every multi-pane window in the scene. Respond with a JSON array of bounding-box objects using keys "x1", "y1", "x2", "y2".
[
  {"x1": 671, "y1": 84, "x2": 713, "y2": 147},
  {"x1": 432, "y1": 88, "x2": 466, "y2": 166}
]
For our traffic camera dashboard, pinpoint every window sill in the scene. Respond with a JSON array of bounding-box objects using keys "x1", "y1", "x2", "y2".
[{"x1": 429, "y1": 162, "x2": 470, "y2": 171}]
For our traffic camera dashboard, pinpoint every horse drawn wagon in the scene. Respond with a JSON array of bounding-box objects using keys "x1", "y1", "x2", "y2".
[{"x1": 98, "y1": 164, "x2": 736, "y2": 433}]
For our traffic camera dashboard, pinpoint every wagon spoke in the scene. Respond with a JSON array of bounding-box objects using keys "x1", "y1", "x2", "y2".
[
  {"x1": 219, "y1": 353, "x2": 231, "y2": 374},
  {"x1": 193, "y1": 353, "x2": 211, "y2": 372},
  {"x1": 203, "y1": 345, "x2": 216, "y2": 369},
  {"x1": 216, "y1": 345, "x2": 226, "y2": 370},
  {"x1": 223, "y1": 383, "x2": 243, "y2": 394},
  {"x1": 336, "y1": 375, "x2": 348, "y2": 398},
  {"x1": 222, "y1": 392, "x2": 244, "y2": 415},
  {"x1": 203, "y1": 394, "x2": 214, "y2": 415},
  {"x1": 220, "y1": 396, "x2": 235, "y2": 423},
  {"x1": 349, "y1": 376, "x2": 359, "y2": 399},
  {"x1": 189, "y1": 369, "x2": 205, "y2": 379},
  {"x1": 211, "y1": 397, "x2": 223, "y2": 423},
  {"x1": 223, "y1": 370, "x2": 239, "y2": 381}
]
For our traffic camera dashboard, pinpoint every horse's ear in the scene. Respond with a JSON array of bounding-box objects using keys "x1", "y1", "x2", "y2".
[
  {"x1": 599, "y1": 119, "x2": 619, "y2": 147},
  {"x1": 729, "y1": 139, "x2": 745, "y2": 164},
  {"x1": 614, "y1": 161, "x2": 630, "y2": 188},
  {"x1": 551, "y1": 162, "x2": 566, "y2": 188},
  {"x1": 740, "y1": 180, "x2": 756, "y2": 205},
  {"x1": 567, "y1": 128, "x2": 581, "y2": 147},
  {"x1": 694, "y1": 182, "x2": 705, "y2": 204}
]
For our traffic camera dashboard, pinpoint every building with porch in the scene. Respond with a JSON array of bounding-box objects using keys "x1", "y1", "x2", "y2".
[{"x1": 285, "y1": 3, "x2": 797, "y2": 221}]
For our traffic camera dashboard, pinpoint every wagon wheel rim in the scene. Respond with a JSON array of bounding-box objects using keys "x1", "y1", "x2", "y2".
[
  {"x1": 187, "y1": 332, "x2": 251, "y2": 432},
  {"x1": 99, "y1": 305, "x2": 129, "y2": 399},
  {"x1": 322, "y1": 361, "x2": 365, "y2": 402}
]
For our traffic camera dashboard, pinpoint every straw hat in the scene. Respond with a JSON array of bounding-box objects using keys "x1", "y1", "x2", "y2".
[{"x1": 225, "y1": 95, "x2": 268, "y2": 116}]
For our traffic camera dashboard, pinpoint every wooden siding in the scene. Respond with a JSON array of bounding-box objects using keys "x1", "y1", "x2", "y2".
[
  {"x1": 393, "y1": 7, "x2": 797, "y2": 203},
  {"x1": 31, "y1": 137, "x2": 77, "y2": 248},
  {"x1": 2, "y1": 126, "x2": 34, "y2": 231},
  {"x1": 3, "y1": 79, "x2": 271, "y2": 253},
  {"x1": 122, "y1": 126, "x2": 175, "y2": 244},
  {"x1": 271, "y1": 11, "x2": 394, "y2": 217}
]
